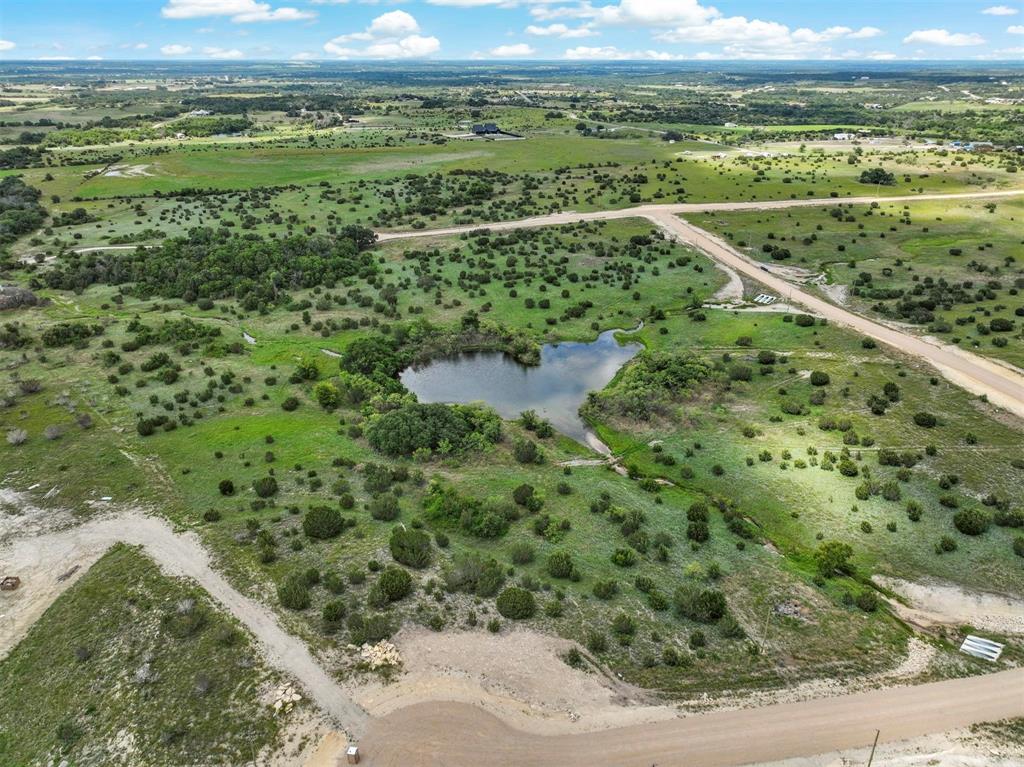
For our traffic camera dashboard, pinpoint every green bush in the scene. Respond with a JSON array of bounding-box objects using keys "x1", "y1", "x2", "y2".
[
  {"x1": 546, "y1": 551, "x2": 575, "y2": 579},
  {"x1": 253, "y1": 476, "x2": 278, "y2": 498},
  {"x1": 389, "y1": 527, "x2": 432, "y2": 568},
  {"x1": 953, "y1": 508, "x2": 991, "y2": 536},
  {"x1": 673, "y1": 583, "x2": 727, "y2": 623},
  {"x1": 277, "y1": 576, "x2": 310, "y2": 610},
  {"x1": 495, "y1": 587, "x2": 536, "y2": 619},
  {"x1": 303, "y1": 506, "x2": 344, "y2": 539},
  {"x1": 369, "y1": 493, "x2": 400, "y2": 521},
  {"x1": 369, "y1": 566, "x2": 413, "y2": 606}
]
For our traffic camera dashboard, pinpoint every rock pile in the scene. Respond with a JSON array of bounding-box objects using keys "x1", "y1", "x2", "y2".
[
  {"x1": 359, "y1": 640, "x2": 401, "y2": 669},
  {"x1": 271, "y1": 684, "x2": 303, "y2": 714}
]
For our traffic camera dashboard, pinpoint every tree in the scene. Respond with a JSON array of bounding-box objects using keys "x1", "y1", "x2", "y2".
[
  {"x1": 859, "y1": 167, "x2": 895, "y2": 186},
  {"x1": 389, "y1": 527, "x2": 431, "y2": 568},
  {"x1": 495, "y1": 587, "x2": 536, "y2": 619},
  {"x1": 303, "y1": 506, "x2": 344, "y2": 539},
  {"x1": 313, "y1": 381, "x2": 340, "y2": 409},
  {"x1": 809, "y1": 371, "x2": 830, "y2": 386},
  {"x1": 814, "y1": 540, "x2": 853, "y2": 577}
]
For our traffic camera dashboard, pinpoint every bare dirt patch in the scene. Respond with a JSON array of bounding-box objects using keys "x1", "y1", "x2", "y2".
[
  {"x1": 347, "y1": 625, "x2": 679, "y2": 736},
  {"x1": 876, "y1": 575, "x2": 1024, "y2": 635}
]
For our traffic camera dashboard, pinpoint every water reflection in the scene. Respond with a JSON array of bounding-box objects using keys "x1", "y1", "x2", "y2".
[{"x1": 399, "y1": 328, "x2": 641, "y2": 450}]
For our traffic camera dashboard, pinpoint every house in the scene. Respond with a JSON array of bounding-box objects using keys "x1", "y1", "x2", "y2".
[
  {"x1": 187, "y1": 109, "x2": 212, "y2": 117},
  {"x1": 471, "y1": 123, "x2": 500, "y2": 135},
  {"x1": 174, "y1": 132, "x2": 187, "y2": 140},
  {"x1": 965, "y1": 142, "x2": 995, "y2": 153},
  {"x1": 833, "y1": 132, "x2": 855, "y2": 141}
]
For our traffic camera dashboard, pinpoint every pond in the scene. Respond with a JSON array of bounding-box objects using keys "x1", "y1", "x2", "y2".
[{"x1": 399, "y1": 328, "x2": 642, "y2": 453}]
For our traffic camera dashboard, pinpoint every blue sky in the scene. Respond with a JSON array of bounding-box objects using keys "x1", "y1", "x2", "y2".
[{"x1": 0, "y1": 0, "x2": 1022, "y2": 61}]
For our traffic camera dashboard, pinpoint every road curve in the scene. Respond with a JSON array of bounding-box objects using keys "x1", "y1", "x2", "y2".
[
  {"x1": 358, "y1": 668, "x2": 1024, "y2": 766},
  {"x1": 376, "y1": 188, "x2": 1024, "y2": 420},
  {"x1": 0, "y1": 513, "x2": 370, "y2": 737}
]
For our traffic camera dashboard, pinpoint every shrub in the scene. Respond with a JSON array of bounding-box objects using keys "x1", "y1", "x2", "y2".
[
  {"x1": 547, "y1": 551, "x2": 575, "y2": 579},
  {"x1": 444, "y1": 555, "x2": 505, "y2": 597},
  {"x1": 953, "y1": 508, "x2": 991, "y2": 536},
  {"x1": 611, "y1": 612, "x2": 636, "y2": 636},
  {"x1": 369, "y1": 566, "x2": 413, "y2": 605},
  {"x1": 913, "y1": 412, "x2": 937, "y2": 428},
  {"x1": 854, "y1": 591, "x2": 879, "y2": 612},
  {"x1": 369, "y1": 493, "x2": 400, "y2": 521},
  {"x1": 277, "y1": 576, "x2": 310, "y2": 610},
  {"x1": 303, "y1": 506, "x2": 344, "y2": 539},
  {"x1": 218, "y1": 479, "x2": 235, "y2": 496},
  {"x1": 585, "y1": 630, "x2": 608, "y2": 653},
  {"x1": 686, "y1": 521, "x2": 710, "y2": 543},
  {"x1": 253, "y1": 476, "x2": 278, "y2": 498},
  {"x1": 322, "y1": 599, "x2": 346, "y2": 631},
  {"x1": 512, "y1": 437, "x2": 542, "y2": 464},
  {"x1": 611, "y1": 548, "x2": 638, "y2": 567},
  {"x1": 389, "y1": 527, "x2": 432, "y2": 568},
  {"x1": 809, "y1": 371, "x2": 830, "y2": 386},
  {"x1": 592, "y1": 579, "x2": 619, "y2": 600},
  {"x1": 673, "y1": 583, "x2": 727, "y2": 623},
  {"x1": 509, "y1": 541, "x2": 535, "y2": 565},
  {"x1": 814, "y1": 540, "x2": 853, "y2": 577},
  {"x1": 495, "y1": 587, "x2": 536, "y2": 619},
  {"x1": 1014, "y1": 536, "x2": 1024, "y2": 558}
]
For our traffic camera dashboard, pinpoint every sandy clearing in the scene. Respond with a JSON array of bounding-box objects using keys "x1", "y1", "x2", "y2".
[
  {"x1": 876, "y1": 575, "x2": 1024, "y2": 635},
  {"x1": 0, "y1": 507, "x2": 369, "y2": 737}
]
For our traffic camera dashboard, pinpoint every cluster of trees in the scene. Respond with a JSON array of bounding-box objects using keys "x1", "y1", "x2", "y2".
[
  {"x1": 583, "y1": 351, "x2": 716, "y2": 421},
  {"x1": 0, "y1": 176, "x2": 46, "y2": 245},
  {"x1": 38, "y1": 226, "x2": 377, "y2": 308},
  {"x1": 366, "y1": 402, "x2": 502, "y2": 457}
]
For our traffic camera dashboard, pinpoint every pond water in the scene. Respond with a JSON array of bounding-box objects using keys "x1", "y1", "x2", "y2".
[{"x1": 399, "y1": 328, "x2": 642, "y2": 453}]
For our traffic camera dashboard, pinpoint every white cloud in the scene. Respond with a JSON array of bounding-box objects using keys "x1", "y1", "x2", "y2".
[
  {"x1": 362, "y1": 36, "x2": 440, "y2": 57},
  {"x1": 427, "y1": 0, "x2": 509, "y2": 5},
  {"x1": 525, "y1": 23, "x2": 594, "y2": 38},
  {"x1": 204, "y1": 46, "x2": 245, "y2": 58},
  {"x1": 564, "y1": 45, "x2": 683, "y2": 60},
  {"x1": 291, "y1": 51, "x2": 316, "y2": 59},
  {"x1": 847, "y1": 26, "x2": 883, "y2": 39},
  {"x1": 161, "y1": 0, "x2": 315, "y2": 23},
  {"x1": 1009, "y1": 24, "x2": 1024, "y2": 33},
  {"x1": 902, "y1": 29, "x2": 986, "y2": 46},
  {"x1": 982, "y1": 5, "x2": 1019, "y2": 14},
  {"x1": 135, "y1": 42, "x2": 150, "y2": 50},
  {"x1": 490, "y1": 43, "x2": 536, "y2": 56},
  {"x1": 86, "y1": 55, "x2": 103, "y2": 60},
  {"x1": 161, "y1": 43, "x2": 193, "y2": 55},
  {"x1": 0, "y1": 40, "x2": 15, "y2": 52},
  {"x1": 324, "y1": 10, "x2": 440, "y2": 58}
]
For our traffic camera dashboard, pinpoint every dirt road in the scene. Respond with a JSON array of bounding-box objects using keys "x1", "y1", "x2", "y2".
[
  {"x1": 359, "y1": 668, "x2": 1024, "y2": 767},
  {"x1": 375, "y1": 189, "x2": 1024, "y2": 242},
  {"x1": 0, "y1": 512, "x2": 369, "y2": 736},
  {"x1": 377, "y1": 188, "x2": 1024, "y2": 420}
]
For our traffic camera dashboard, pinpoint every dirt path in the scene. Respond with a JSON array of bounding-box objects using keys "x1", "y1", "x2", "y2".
[
  {"x1": 0, "y1": 511, "x2": 369, "y2": 737},
  {"x1": 376, "y1": 188, "x2": 1024, "y2": 421},
  {"x1": 375, "y1": 189, "x2": 1024, "y2": 243},
  {"x1": 358, "y1": 668, "x2": 1024, "y2": 767}
]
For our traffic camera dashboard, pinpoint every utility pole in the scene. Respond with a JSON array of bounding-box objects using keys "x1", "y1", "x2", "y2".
[{"x1": 866, "y1": 729, "x2": 880, "y2": 767}]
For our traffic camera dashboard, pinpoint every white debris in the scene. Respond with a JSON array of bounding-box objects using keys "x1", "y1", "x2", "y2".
[
  {"x1": 270, "y1": 684, "x2": 303, "y2": 715},
  {"x1": 359, "y1": 640, "x2": 402, "y2": 669}
]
